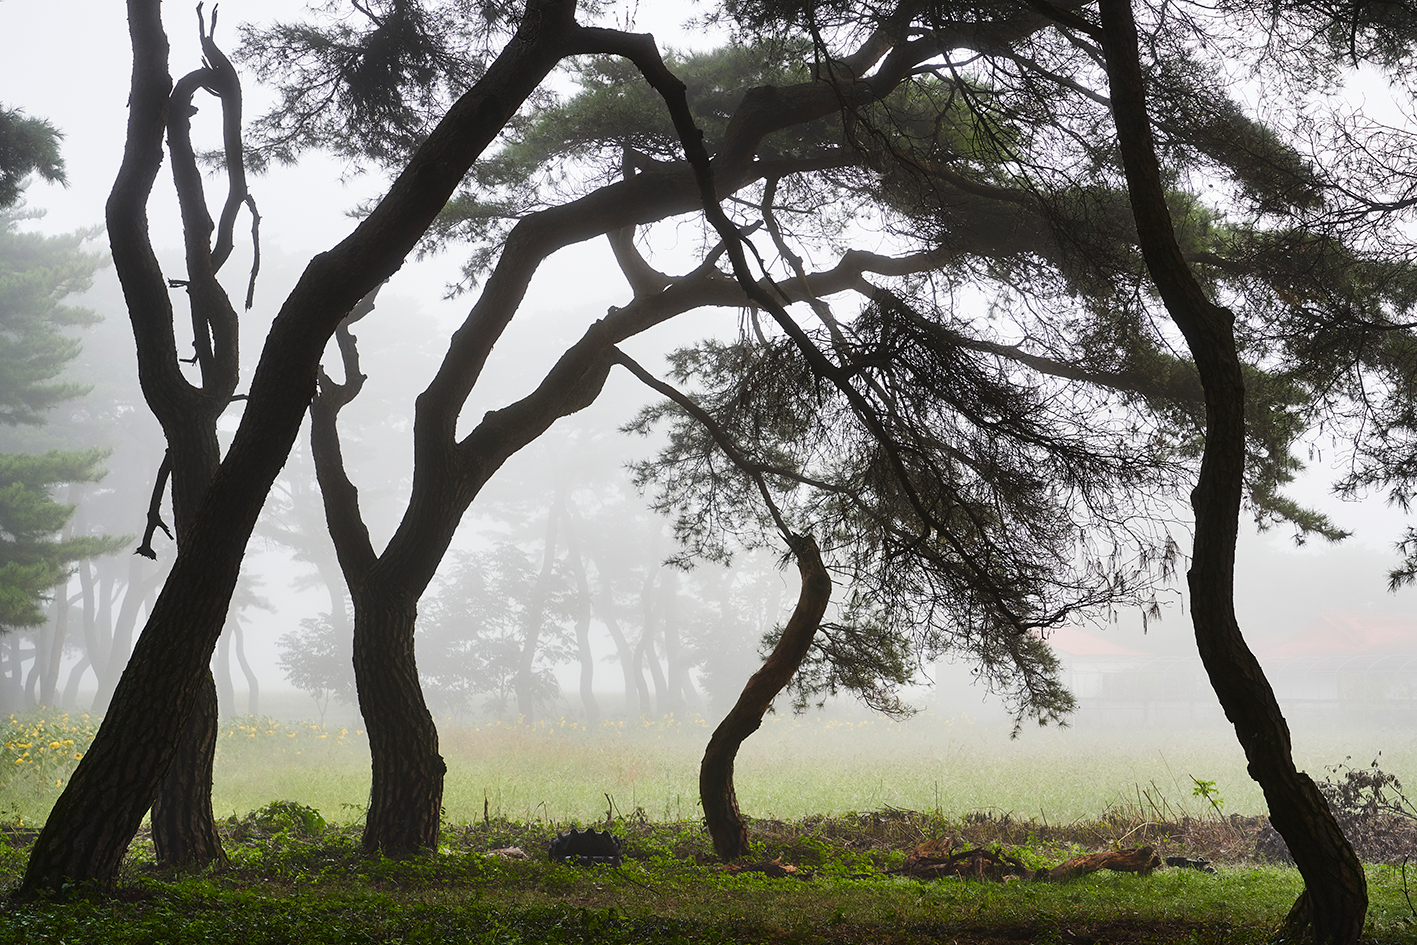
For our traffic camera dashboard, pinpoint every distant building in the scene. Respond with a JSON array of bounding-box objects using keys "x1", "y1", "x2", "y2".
[{"x1": 1044, "y1": 614, "x2": 1417, "y2": 729}]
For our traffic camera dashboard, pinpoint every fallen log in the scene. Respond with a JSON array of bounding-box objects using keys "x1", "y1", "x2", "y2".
[
  {"x1": 892, "y1": 838, "x2": 1161, "y2": 883},
  {"x1": 1036, "y1": 846, "x2": 1161, "y2": 882}
]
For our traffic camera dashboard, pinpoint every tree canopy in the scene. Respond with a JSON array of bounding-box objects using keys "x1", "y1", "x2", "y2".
[
  {"x1": 0, "y1": 105, "x2": 65, "y2": 211},
  {"x1": 23, "y1": 6, "x2": 1417, "y2": 940}
]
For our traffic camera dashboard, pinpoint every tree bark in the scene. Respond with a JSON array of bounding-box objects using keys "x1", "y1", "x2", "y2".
[
  {"x1": 700, "y1": 536, "x2": 830, "y2": 860},
  {"x1": 17, "y1": 0, "x2": 579, "y2": 896},
  {"x1": 149, "y1": 670, "x2": 222, "y2": 865},
  {"x1": 352, "y1": 587, "x2": 445, "y2": 854},
  {"x1": 1097, "y1": 3, "x2": 1366, "y2": 942}
]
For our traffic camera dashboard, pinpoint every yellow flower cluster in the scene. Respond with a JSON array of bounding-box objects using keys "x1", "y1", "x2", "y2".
[
  {"x1": 216, "y1": 716, "x2": 364, "y2": 760},
  {"x1": 0, "y1": 709, "x2": 99, "y2": 789}
]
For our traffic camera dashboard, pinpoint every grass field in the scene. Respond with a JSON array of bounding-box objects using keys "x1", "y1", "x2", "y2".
[
  {"x1": 3, "y1": 707, "x2": 1417, "y2": 942},
  {"x1": 2, "y1": 804, "x2": 1417, "y2": 943},
  {"x1": 5, "y1": 705, "x2": 1416, "y2": 828},
  {"x1": 11, "y1": 702, "x2": 1417, "y2": 827}
]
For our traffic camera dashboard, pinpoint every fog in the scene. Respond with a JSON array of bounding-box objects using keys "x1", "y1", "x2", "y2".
[{"x1": 5, "y1": 0, "x2": 1417, "y2": 772}]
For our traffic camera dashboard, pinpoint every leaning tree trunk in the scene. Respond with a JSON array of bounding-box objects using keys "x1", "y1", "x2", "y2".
[
  {"x1": 17, "y1": 0, "x2": 576, "y2": 896},
  {"x1": 700, "y1": 536, "x2": 830, "y2": 860},
  {"x1": 352, "y1": 587, "x2": 446, "y2": 854},
  {"x1": 1098, "y1": 4, "x2": 1366, "y2": 941}
]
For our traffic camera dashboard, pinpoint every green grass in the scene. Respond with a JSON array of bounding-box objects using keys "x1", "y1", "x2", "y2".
[
  {"x1": 0, "y1": 816, "x2": 1412, "y2": 944},
  {"x1": 3, "y1": 706, "x2": 1417, "y2": 942},
  {"x1": 4, "y1": 707, "x2": 1417, "y2": 831}
]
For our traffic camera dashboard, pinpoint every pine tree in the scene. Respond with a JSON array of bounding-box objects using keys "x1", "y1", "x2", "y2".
[
  {"x1": 0, "y1": 113, "x2": 123, "y2": 634},
  {"x1": 0, "y1": 449, "x2": 118, "y2": 630}
]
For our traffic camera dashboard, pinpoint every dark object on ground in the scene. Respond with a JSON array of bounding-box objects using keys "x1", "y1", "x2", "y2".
[
  {"x1": 548, "y1": 827, "x2": 623, "y2": 866},
  {"x1": 893, "y1": 837, "x2": 1160, "y2": 882},
  {"x1": 1165, "y1": 855, "x2": 1218, "y2": 874}
]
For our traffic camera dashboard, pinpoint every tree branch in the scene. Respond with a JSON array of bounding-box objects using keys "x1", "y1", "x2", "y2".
[
  {"x1": 135, "y1": 451, "x2": 174, "y2": 560},
  {"x1": 611, "y1": 348, "x2": 794, "y2": 543}
]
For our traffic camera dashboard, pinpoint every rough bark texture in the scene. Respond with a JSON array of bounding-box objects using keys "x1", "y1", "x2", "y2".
[
  {"x1": 149, "y1": 671, "x2": 223, "y2": 865},
  {"x1": 17, "y1": 0, "x2": 579, "y2": 896},
  {"x1": 700, "y1": 537, "x2": 830, "y2": 860},
  {"x1": 1097, "y1": 3, "x2": 1366, "y2": 942},
  {"x1": 353, "y1": 589, "x2": 446, "y2": 853}
]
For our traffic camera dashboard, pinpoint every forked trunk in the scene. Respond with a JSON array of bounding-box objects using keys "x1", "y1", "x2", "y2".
[
  {"x1": 701, "y1": 536, "x2": 830, "y2": 860},
  {"x1": 353, "y1": 589, "x2": 445, "y2": 854},
  {"x1": 17, "y1": 0, "x2": 572, "y2": 896}
]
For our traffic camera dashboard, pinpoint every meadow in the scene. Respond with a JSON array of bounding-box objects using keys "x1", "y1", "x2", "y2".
[
  {"x1": 5, "y1": 704, "x2": 1416, "y2": 828},
  {"x1": 4, "y1": 706, "x2": 1417, "y2": 943}
]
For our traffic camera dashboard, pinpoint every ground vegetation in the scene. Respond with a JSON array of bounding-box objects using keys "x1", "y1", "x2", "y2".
[
  {"x1": 3, "y1": 801, "x2": 1417, "y2": 944},
  {"x1": 18, "y1": 8, "x2": 1417, "y2": 941}
]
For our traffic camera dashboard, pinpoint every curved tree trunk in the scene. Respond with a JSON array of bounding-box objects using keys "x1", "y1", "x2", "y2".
[
  {"x1": 40, "y1": 588, "x2": 69, "y2": 705},
  {"x1": 1098, "y1": 4, "x2": 1366, "y2": 941},
  {"x1": 353, "y1": 588, "x2": 445, "y2": 854},
  {"x1": 61, "y1": 654, "x2": 89, "y2": 709},
  {"x1": 215, "y1": 625, "x2": 235, "y2": 711},
  {"x1": 700, "y1": 536, "x2": 830, "y2": 860},
  {"x1": 18, "y1": 0, "x2": 576, "y2": 896},
  {"x1": 231, "y1": 620, "x2": 260, "y2": 716}
]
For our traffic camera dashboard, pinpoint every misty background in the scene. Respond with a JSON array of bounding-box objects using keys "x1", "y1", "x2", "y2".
[{"x1": 3, "y1": 0, "x2": 1417, "y2": 761}]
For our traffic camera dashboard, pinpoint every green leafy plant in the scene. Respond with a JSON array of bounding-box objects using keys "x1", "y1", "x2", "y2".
[
  {"x1": 1190, "y1": 777, "x2": 1225, "y2": 818},
  {"x1": 224, "y1": 800, "x2": 328, "y2": 842}
]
